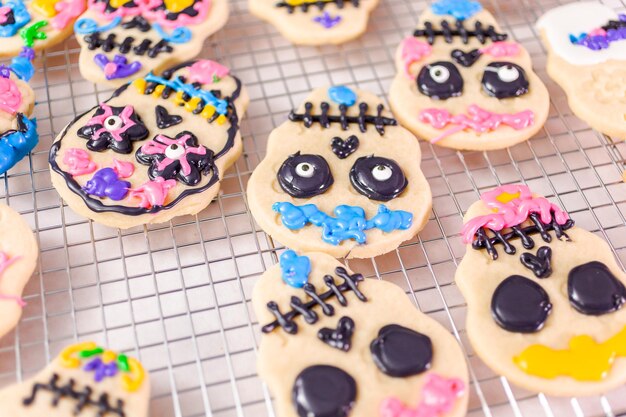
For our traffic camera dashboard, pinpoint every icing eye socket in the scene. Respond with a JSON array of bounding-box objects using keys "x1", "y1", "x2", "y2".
[
  {"x1": 481, "y1": 62, "x2": 529, "y2": 99},
  {"x1": 350, "y1": 156, "x2": 407, "y2": 201},
  {"x1": 491, "y1": 275, "x2": 552, "y2": 333},
  {"x1": 104, "y1": 115, "x2": 123, "y2": 131},
  {"x1": 568, "y1": 261, "x2": 626, "y2": 315},
  {"x1": 417, "y1": 61, "x2": 463, "y2": 100},
  {"x1": 370, "y1": 324, "x2": 433, "y2": 377},
  {"x1": 292, "y1": 365, "x2": 356, "y2": 417},
  {"x1": 277, "y1": 153, "x2": 334, "y2": 199},
  {"x1": 165, "y1": 144, "x2": 185, "y2": 160}
]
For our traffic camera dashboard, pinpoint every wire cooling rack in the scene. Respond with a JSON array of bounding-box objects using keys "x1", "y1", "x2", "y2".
[{"x1": 2, "y1": 0, "x2": 626, "y2": 416}]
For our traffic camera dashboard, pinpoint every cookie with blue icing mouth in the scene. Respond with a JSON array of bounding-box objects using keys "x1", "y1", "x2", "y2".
[
  {"x1": 49, "y1": 60, "x2": 249, "y2": 229},
  {"x1": 246, "y1": 86, "x2": 432, "y2": 259},
  {"x1": 254, "y1": 251, "x2": 468, "y2": 417},
  {"x1": 0, "y1": 341, "x2": 150, "y2": 417},
  {"x1": 74, "y1": 0, "x2": 229, "y2": 85}
]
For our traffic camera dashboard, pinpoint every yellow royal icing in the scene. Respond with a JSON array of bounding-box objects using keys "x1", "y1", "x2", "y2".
[
  {"x1": 109, "y1": 0, "x2": 132, "y2": 8},
  {"x1": 60, "y1": 341, "x2": 98, "y2": 368},
  {"x1": 164, "y1": 0, "x2": 194, "y2": 13},
  {"x1": 32, "y1": 0, "x2": 59, "y2": 17},
  {"x1": 122, "y1": 357, "x2": 146, "y2": 392},
  {"x1": 495, "y1": 191, "x2": 521, "y2": 204},
  {"x1": 284, "y1": 0, "x2": 332, "y2": 5},
  {"x1": 514, "y1": 326, "x2": 626, "y2": 381}
]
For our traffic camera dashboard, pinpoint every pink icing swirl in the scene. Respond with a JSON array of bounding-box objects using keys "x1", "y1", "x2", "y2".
[
  {"x1": 461, "y1": 184, "x2": 569, "y2": 244},
  {"x1": 128, "y1": 177, "x2": 177, "y2": 209},
  {"x1": 0, "y1": 77, "x2": 23, "y2": 116},
  {"x1": 112, "y1": 158, "x2": 135, "y2": 178},
  {"x1": 51, "y1": 0, "x2": 86, "y2": 30},
  {"x1": 401, "y1": 37, "x2": 432, "y2": 77},
  {"x1": 418, "y1": 105, "x2": 534, "y2": 143},
  {"x1": 90, "y1": 0, "x2": 211, "y2": 28},
  {"x1": 380, "y1": 374, "x2": 465, "y2": 417},
  {"x1": 63, "y1": 148, "x2": 98, "y2": 176},
  {"x1": 479, "y1": 41, "x2": 520, "y2": 57},
  {"x1": 0, "y1": 252, "x2": 26, "y2": 307},
  {"x1": 188, "y1": 60, "x2": 229, "y2": 84}
]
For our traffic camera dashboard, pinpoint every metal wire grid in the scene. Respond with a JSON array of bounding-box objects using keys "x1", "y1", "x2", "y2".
[{"x1": 1, "y1": 0, "x2": 626, "y2": 416}]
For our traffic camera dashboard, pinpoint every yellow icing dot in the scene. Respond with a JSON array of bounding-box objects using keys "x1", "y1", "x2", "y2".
[
  {"x1": 122, "y1": 357, "x2": 146, "y2": 392},
  {"x1": 109, "y1": 0, "x2": 132, "y2": 8},
  {"x1": 185, "y1": 97, "x2": 201, "y2": 113},
  {"x1": 496, "y1": 191, "x2": 521, "y2": 204},
  {"x1": 285, "y1": 0, "x2": 332, "y2": 6},
  {"x1": 60, "y1": 341, "x2": 97, "y2": 368},
  {"x1": 133, "y1": 78, "x2": 147, "y2": 94},
  {"x1": 32, "y1": 0, "x2": 59, "y2": 17},
  {"x1": 172, "y1": 91, "x2": 186, "y2": 106},
  {"x1": 102, "y1": 350, "x2": 117, "y2": 363},
  {"x1": 217, "y1": 114, "x2": 226, "y2": 125},
  {"x1": 201, "y1": 105, "x2": 215, "y2": 119},
  {"x1": 164, "y1": 0, "x2": 194, "y2": 13},
  {"x1": 152, "y1": 85, "x2": 165, "y2": 98}
]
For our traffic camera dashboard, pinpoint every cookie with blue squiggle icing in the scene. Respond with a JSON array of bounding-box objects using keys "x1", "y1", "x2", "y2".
[{"x1": 247, "y1": 86, "x2": 432, "y2": 259}]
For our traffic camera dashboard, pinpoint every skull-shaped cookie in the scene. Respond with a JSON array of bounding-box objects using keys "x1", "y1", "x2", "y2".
[
  {"x1": 0, "y1": 0, "x2": 85, "y2": 57},
  {"x1": 254, "y1": 250, "x2": 469, "y2": 417},
  {"x1": 247, "y1": 86, "x2": 432, "y2": 259},
  {"x1": 537, "y1": 2, "x2": 626, "y2": 140},
  {"x1": 49, "y1": 59, "x2": 248, "y2": 229},
  {"x1": 0, "y1": 341, "x2": 150, "y2": 416},
  {"x1": 388, "y1": 0, "x2": 549, "y2": 151},
  {"x1": 74, "y1": 0, "x2": 229, "y2": 85},
  {"x1": 249, "y1": 0, "x2": 378, "y2": 45},
  {"x1": 456, "y1": 184, "x2": 626, "y2": 396},
  {"x1": 0, "y1": 203, "x2": 37, "y2": 340}
]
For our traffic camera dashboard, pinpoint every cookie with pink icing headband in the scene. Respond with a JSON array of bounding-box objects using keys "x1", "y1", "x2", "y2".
[
  {"x1": 456, "y1": 184, "x2": 626, "y2": 396},
  {"x1": 0, "y1": 203, "x2": 37, "y2": 340},
  {"x1": 389, "y1": 0, "x2": 549, "y2": 151},
  {"x1": 537, "y1": 2, "x2": 626, "y2": 140},
  {"x1": 254, "y1": 251, "x2": 468, "y2": 417},
  {"x1": 74, "y1": 0, "x2": 229, "y2": 86}
]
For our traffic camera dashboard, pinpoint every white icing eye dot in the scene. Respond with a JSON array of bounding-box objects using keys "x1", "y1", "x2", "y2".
[
  {"x1": 165, "y1": 144, "x2": 185, "y2": 159},
  {"x1": 295, "y1": 162, "x2": 315, "y2": 178},
  {"x1": 372, "y1": 164, "x2": 392, "y2": 181},
  {"x1": 498, "y1": 65, "x2": 519, "y2": 83},
  {"x1": 429, "y1": 65, "x2": 450, "y2": 83},
  {"x1": 104, "y1": 115, "x2": 123, "y2": 131}
]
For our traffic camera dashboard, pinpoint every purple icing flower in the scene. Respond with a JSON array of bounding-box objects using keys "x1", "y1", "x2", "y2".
[
  {"x1": 0, "y1": 65, "x2": 10, "y2": 79},
  {"x1": 313, "y1": 12, "x2": 341, "y2": 29},
  {"x1": 94, "y1": 54, "x2": 142, "y2": 80},
  {"x1": 19, "y1": 47, "x2": 35, "y2": 60},
  {"x1": 84, "y1": 357, "x2": 119, "y2": 382},
  {"x1": 83, "y1": 167, "x2": 131, "y2": 200}
]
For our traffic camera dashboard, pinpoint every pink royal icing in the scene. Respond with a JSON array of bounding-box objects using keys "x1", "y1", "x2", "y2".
[
  {"x1": 479, "y1": 41, "x2": 520, "y2": 57},
  {"x1": 90, "y1": 0, "x2": 211, "y2": 28},
  {"x1": 87, "y1": 103, "x2": 138, "y2": 143},
  {"x1": 188, "y1": 60, "x2": 229, "y2": 84},
  {"x1": 0, "y1": 77, "x2": 23, "y2": 116},
  {"x1": 51, "y1": 0, "x2": 86, "y2": 30},
  {"x1": 63, "y1": 148, "x2": 98, "y2": 176},
  {"x1": 0, "y1": 6, "x2": 11, "y2": 24},
  {"x1": 140, "y1": 133, "x2": 207, "y2": 176},
  {"x1": 401, "y1": 37, "x2": 432, "y2": 77},
  {"x1": 418, "y1": 105, "x2": 534, "y2": 143},
  {"x1": 0, "y1": 252, "x2": 26, "y2": 307},
  {"x1": 127, "y1": 177, "x2": 177, "y2": 209},
  {"x1": 460, "y1": 184, "x2": 569, "y2": 244},
  {"x1": 380, "y1": 374, "x2": 465, "y2": 417},
  {"x1": 112, "y1": 158, "x2": 135, "y2": 178}
]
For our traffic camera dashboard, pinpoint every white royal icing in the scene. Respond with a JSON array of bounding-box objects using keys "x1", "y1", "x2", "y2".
[{"x1": 536, "y1": 2, "x2": 626, "y2": 66}]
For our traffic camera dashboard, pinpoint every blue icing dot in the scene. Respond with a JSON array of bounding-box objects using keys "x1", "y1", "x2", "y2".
[
  {"x1": 328, "y1": 86, "x2": 357, "y2": 107},
  {"x1": 279, "y1": 250, "x2": 311, "y2": 288},
  {"x1": 431, "y1": 0, "x2": 482, "y2": 21}
]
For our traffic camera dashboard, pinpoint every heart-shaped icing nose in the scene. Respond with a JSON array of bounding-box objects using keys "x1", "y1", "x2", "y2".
[
  {"x1": 330, "y1": 135, "x2": 359, "y2": 159},
  {"x1": 520, "y1": 246, "x2": 552, "y2": 278},
  {"x1": 451, "y1": 48, "x2": 482, "y2": 67},
  {"x1": 279, "y1": 250, "x2": 311, "y2": 288}
]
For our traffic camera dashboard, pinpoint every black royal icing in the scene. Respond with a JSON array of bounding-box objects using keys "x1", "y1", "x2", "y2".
[
  {"x1": 277, "y1": 152, "x2": 334, "y2": 198},
  {"x1": 520, "y1": 246, "x2": 552, "y2": 279},
  {"x1": 568, "y1": 261, "x2": 626, "y2": 316},
  {"x1": 330, "y1": 135, "x2": 359, "y2": 159},
  {"x1": 349, "y1": 155, "x2": 407, "y2": 201},
  {"x1": 370, "y1": 324, "x2": 433, "y2": 377},
  {"x1": 491, "y1": 275, "x2": 552, "y2": 333},
  {"x1": 318, "y1": 316, "x2": 355, "y2": 352},
  {"x1": 155, "y1": 105, "x2": 183, "y2": 129},
  {"x1": 292, "y1": 365, "x2": 356, "y2": 417},
  {"x1": 288, "y1": 102, "x2": 397, "y2": 135},
  {"x1": 413, "y1": 19, "x2": 507, "y2": 45}
]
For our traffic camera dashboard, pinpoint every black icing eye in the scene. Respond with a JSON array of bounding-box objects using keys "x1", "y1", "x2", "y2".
[
  {"x1": 349, "y1": 156, "x2": 407, "y2": 201},
  {"x1": 292, "y1": 365, "x2": 356, "y2": 417},
  {"x1": 370, "y1": 324, "x2": 432, "y2": 377},
  {"x1": 491, "y1": 275, "x2": 552, "y2": 333},
  {"x1": 568, "y1": 261, "x2": 626, "y2": 315},
  {"x1": 417, "y1": 61, "x2": 463, "y2": 100},
  {"x1": 277, "y1": 153, "x2": 334, "y2": 198},
  {"x1": 481, "y1": 62, "x2": 529, "y2": 99}
]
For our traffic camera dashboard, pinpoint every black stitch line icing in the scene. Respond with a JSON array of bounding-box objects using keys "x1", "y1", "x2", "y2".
[
  {"x1": 288, "y1": 102, "x2": 397, "y2": 135},
  {"x1": 275, "y1": 0, "x2": 359, "y2": 13},
  {"x1": 413, "y1": 19, "x2": 508, "y2": 45},
  {"x1": 262, "y1": 267, "x2": 367, "y2": 334},
  {"x1": 121, "y1": 16, "x2": 152, "y2": 32},
  {"x1": 602, "y1": 17, "x2": 626, "y2": 31},
  {"x1": 23, "y1": 373, "x2": 125, "y2": 417},
  {"x1": 84, "y1": 32, "x2": 173, "y2": 57}
]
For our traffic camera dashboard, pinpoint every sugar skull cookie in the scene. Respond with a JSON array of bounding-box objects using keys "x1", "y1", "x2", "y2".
[
  {"x1": 247, "y1": 86, "x2": 432, "y2": 259},
  {"x1": 388, "y1": 0, "x2": 549, "y2": 151},
  {"x1": 248, "y1": 0, "x2": 378, "y2": 45},
  {"x1": 0, "y1": 341, "x2": 150, "y2": 416},
  {"x1": 0, "y1": 0, "x2": 85, "y2": 57},
  {"x1": 0, "y1": 203, "x2": 37, "y2": 340},
  {"x1": 254, "y1": 250, "x2": 469, "y2": 417},
  {"x1": 49, "y1": 60, "x2": 248, "y2": 229},
  {"x1": 537, "y1": 2, "x2": 626, "y2": 140},
  {"x1": 456, "y1": 184, "x2": 626, "y2": 396},
  {"x1": 74, "y1": 0, "x2": 229, "y2": 86}
]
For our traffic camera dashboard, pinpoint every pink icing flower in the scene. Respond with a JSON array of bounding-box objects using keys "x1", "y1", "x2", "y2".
[
  {"x1": 77, "y1": 103, "x2": 149, "y2": 153},
  {"x1": 63, "y1": 148, "x2": 98, "y2": 176},
  {"x1": 0, "y1": 77, "x2": 23, "y2": 115},
  {"x1": 90, "y1": 0, "x2": 211, "y2": 28},
  {"x1": 128, "y1": 177, "x2": 177, "y2": 209},
  {"x1": 479, "y1": 41, "x2": 520, "y2": 58},
  {"x1": 188, "y1": 60, "x2": 230, "y2": 84},
  {"x1": 401, "y1": 37, "x2": 432, "y2": 77},
  {"x1": 0, "y1": 252, "x2": 26, "y2": 307},
  {"x1": 51, "y1": 0, "x2": 86, "y2": 30}
]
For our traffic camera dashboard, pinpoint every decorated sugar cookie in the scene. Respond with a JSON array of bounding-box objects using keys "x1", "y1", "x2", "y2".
[
  {"x1": 0, "y1": 0, "x2": 85, "y2": 57},
  {"x1": 388, "y1": 0, "x2": 549, "y2": 151},
  {"x1": 74, "y1": 0, "x2": 229, "y2": 85},
  {"x1": 456, "y1": 184, "x2": 626, "y2": 396},
  {"x1": 0, "y1": 341, "x2": 150, "y2": 416},
  {"x1": 537, "y1": 2, "x2": 626, "y2": 140},
  {"x1": 49, "y1": 60, "x2": 248, "y2": 229},
  {"x1": 254, "y1": 251, "x2": 469, "y2": 417},
  {"x1": 0, "y1": 203, "x2": 37, "y2": 340},
  {"x1": 246, "y1": 86, "x2": 432, "y2": 259},
  {"x1": 248, "y1": 0, "x2": 378, "y2": 45}
]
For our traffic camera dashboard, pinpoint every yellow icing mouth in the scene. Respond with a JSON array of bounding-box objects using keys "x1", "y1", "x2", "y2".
[{"x1": 514, "y1": 326, "x2": 626, "y2": 381}]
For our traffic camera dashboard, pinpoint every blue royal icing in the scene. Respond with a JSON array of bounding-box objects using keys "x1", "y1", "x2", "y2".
[
  {"x1": 153, "y1": 24, "x2": 192, "y2": 44},
  {"x1": 74, "y1": 16, "x2": 122, "y2": 35},
  {"x1": 279, "y1": 250, "x2": 311, "y2": 288},
  {"x1": 431, "y1": 0, "x2": 482, "y2": 21},
  {"x1": 0, "y1": 0, "x2": 31, "y2": 37},
  {"x1": 0, "y1": 116, "x2": 37, "y2": 175},
  {"x1": 272, "y1": 202, "x2": 413, "y2": 246},
  {"x1": 144, "y1": 73, "x2": 229, "y2": 115},
  {"x1": 328, "y1": 86, "x2": 356, "y2": 107}
]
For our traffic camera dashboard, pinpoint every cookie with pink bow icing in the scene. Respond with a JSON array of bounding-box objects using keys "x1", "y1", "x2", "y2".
[
  {"x1": 0, "y1": 341, "x2": 150, "y2": 416},
  {"x1": 254, "y1": 251, "x2": 469, "y2": 417},
  {"x1": 49, "y1": 59, "x2": 248, "y2": 229},
  {"x1": 388, "y1": 0, "x2": 549, "y2": 151},
  {"x1": 0, "y1": 203, "x2": 37, "y2": 340},
  {"x1": 456, "y1": 184, "x2": 626, "y2": 396},
  {"x1": 74, "y1": 0, "x2": 229, "y2": 85}
]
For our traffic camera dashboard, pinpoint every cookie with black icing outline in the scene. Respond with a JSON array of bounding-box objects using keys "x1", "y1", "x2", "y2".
[{"x1": 254, "y1": 251, "x2": 468, "y2": 417}]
